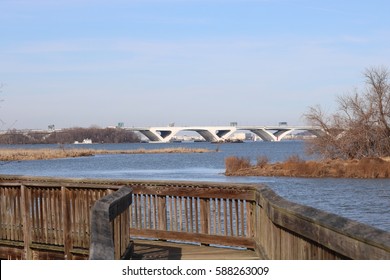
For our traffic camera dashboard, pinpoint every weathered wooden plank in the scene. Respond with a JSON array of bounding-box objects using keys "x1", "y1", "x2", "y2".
[
  {"x1": 133, "y1": 239, "x2": 261, "y2": 260},
  {"x1": 131, "y1": 228, "x2": 256, "y2": 249},
  {"x1": 157, "y1": 195, "x2": 167, "y2": 232},
  {"x1": 199, "y1": 198, "x2": 209, "y2": 235},
  {"x1": 20, "y1": 185, "x2": 31, "y2": 259},
  {"x1": 62, "y1": 186, "x2": 72, "y2": 260}
]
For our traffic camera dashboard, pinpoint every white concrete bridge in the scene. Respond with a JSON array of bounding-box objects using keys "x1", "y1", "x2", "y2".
[{"x1": 125, "y1": 125, "x2": 323, "y2": 143}]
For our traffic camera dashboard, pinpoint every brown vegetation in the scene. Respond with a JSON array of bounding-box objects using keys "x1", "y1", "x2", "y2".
[
  {"x1": 0, "y1": 147, "x2": 213, "y2": 161},
  {"x1": 225, "y1": 155, "x2": 390, "y2": 178}
]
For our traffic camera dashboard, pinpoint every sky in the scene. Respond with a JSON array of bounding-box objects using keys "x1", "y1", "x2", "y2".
[{"x1": 0, "y1": 0, "x2": 389, "y2": 130}]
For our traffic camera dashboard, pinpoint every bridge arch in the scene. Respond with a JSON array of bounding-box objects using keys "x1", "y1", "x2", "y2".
[{"x1": 127, "y1": 126, "x2": 322, "y2": 142}]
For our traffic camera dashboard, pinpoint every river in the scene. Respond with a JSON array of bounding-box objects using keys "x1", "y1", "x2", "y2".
[{"x1": 0, "y1": 141, "x2": 389, "y2": 232}]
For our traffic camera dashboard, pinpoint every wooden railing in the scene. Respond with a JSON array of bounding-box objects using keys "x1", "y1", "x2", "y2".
[
  {"x1": 0, "y1": 177, "x2": 130, "y2": 259},
  {"x1": 125, "y1": 181, "x2": 390, "y2": 259},
  {"x1": 1, "y1": 175, "x2": 389, "y2": 259},
  {"x1": 128, "y1": 182, "x2": 256, "y2": 248}
]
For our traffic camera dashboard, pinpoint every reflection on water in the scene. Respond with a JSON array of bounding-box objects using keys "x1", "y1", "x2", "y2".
[{"x1": 0, "y1": 141, "x2": 389, "y2": 232}]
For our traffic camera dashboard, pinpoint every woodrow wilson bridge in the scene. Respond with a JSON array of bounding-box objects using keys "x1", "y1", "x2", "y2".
[{"x1": 124, "y1": 125, "x2": 323, "y2": 143}]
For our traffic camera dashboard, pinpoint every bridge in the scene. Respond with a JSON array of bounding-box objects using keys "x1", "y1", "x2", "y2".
[{"x1": 125, "y1": 125, "x2": 323, "y2": 143}]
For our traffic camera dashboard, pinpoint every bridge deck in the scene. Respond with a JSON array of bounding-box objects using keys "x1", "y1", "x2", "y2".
[{"x1": 132, "y1": 239, "x2": 262, "y2": 260}]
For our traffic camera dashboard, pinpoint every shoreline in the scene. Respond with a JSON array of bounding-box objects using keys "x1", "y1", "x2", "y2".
[
  {"x1": 225, "y1": 156, "x2": 390, "y2": 179},
  {"x1": 0, "y1": 147, "x2": 214, "y2": 161}
]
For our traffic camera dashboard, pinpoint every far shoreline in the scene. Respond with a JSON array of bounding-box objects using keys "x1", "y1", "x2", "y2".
[{"x1": 0, "y1": 147, "x2": 214, "y2": 161}]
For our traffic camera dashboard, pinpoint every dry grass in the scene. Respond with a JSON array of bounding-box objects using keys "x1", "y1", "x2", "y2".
[
  {"x1": 225, "y1": 155, "x2": 390, "y2": 178},
  {"x1": 0, "y1": 147, "x2": 213, "y2": 161},
  {"x1": 225, "y1": 156, "x2": 252, "y2": 175}
]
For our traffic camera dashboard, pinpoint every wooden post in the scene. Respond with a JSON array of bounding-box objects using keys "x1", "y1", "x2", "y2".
[
  {"x1": 20, "y1": 185, "x2": 32, "y2": 260},
  {"x1": 62, "y1": 186, "x2": 72, "y2": 260},
  {"x1": 89, "y1": 186, "x2": 133, "y2": 260}
]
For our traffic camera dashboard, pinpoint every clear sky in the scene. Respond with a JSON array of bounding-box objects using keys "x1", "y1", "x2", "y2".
[{"x1": 0, "y1": 0, "x2": 389, "y2": 129}]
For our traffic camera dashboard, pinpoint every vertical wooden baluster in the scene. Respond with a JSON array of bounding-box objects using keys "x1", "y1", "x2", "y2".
[
  {"x1": 185, "y1": 197, "x2": 189, "y2": 232},
  {"x1": 4, "y1": 187, "x2": 9, "y2": 240},
  {"x1": 200, "y1": 198, "x2": 209, "y2": 235},
  {"x1": 217, "y1": 198, "x2": 222, "y2": 235},
  {"x1": 49, "y1": 188, "x2": 54, "y2": 244},
  {"x1": 10, "y1": 188, "x2": 15, "y2": 242},
  {"x1": 240, "y1": 200, "x2": 244, "y2": 237},
  {"x1": 195, "y1": 197, "x2": 199, "y2": 233},
  {"x1": 134, "y1": 194, "x2": 138, "y2": 229},
  {"x1": 222, "y1": 199, "x2": 225, "y2": 236},
  {"x1": 142, "y1": 195, "x2": 146, "y2": 229},
  {"x1": 153, "y1": 195, "x2": 157, "y2": 230},
  {"x1": 21, "y1": 185, "x2": 31, "y2": 259},
  {"x1": 0, "y1": 188, "x2": 4, "y2": 240},
  {"x1": 62, "y1": 186, "x2": 72, "y2": 260},
  {"x1": 147, "y1": 195, "x2": 151, "y2": 229},
  {"x1": 15, "y1": 188, "x2": 21, "y2": 241},
  {"x1": 189, "y1": 197, "x2": 194, "y2": 233},
  {"x1": 157, "y1": 195, "x2": 167, "y2": 232},
  {"x1": 39, "y1": 188, "x2": 44, "y2": 244},
  {"x1": 229, "y1": 199, "x2": 233, "y2": 236},
  {"x1": 129, "y1": 194, "x2": 134, "y2": 230},
  {"x1": 48, "y1": 188, "x2": 53, "y2": 243},
  {"x1": 179, "y1": 196, "x2": 183, "y2": 232},
  {"x1": 235, "y1": 199, "x2": 239, "y2": 237}
]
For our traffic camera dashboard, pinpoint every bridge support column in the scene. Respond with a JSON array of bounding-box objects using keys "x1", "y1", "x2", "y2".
[
  {"x1": 138, "y1": 128, "x2": 181, "y2": 142},
  {"x1": 250, "y1": 128, "x2": 295, "y2": 141}
]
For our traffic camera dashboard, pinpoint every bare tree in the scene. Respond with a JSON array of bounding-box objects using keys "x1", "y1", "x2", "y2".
[{"x1": 304, "y1": 66, "x2": 390, "y2": 159}]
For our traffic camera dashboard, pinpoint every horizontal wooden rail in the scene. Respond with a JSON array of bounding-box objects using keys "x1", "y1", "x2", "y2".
[
  {"x1": 253, "y1": 187, "x2": 390, "y2": 259},
  {"x1": 1, "y1": 175, "x2": 389, "y2": 259}
]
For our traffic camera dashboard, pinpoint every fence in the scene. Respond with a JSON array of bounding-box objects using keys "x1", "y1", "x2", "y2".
[{"x1": 1, "y1": 176, "x2": 389, "y2": 259}]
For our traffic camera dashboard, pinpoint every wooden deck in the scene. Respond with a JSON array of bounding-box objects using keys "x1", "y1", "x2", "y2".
[{"x1": 132, "y1": 239, "x2": 261, "y2": 260}]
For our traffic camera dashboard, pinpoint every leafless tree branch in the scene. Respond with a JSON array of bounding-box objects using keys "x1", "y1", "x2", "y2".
[{"x1": 305, "y1": 66, "x2": 390, "y2": 159}]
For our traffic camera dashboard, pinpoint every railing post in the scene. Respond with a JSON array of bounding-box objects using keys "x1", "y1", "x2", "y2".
[
  {"x1": 89, "y1": 186, "x2": 133, "y2": 260},
  {"x1": 61, "y1": 186, "x2": 72, "y2": 260},
  {"x1": 20, "y1": 185, "x2": 32, "y2": 260}
]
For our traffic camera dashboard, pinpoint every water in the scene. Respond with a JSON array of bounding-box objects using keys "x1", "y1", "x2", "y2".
[{"x1": 0, "y1": 141, "x2": 389, "y2": 232}]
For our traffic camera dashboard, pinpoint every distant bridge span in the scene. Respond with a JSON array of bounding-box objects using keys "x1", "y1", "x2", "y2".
[{"x1": 124, "y1": 125, "x2": 323, "y2": 143}]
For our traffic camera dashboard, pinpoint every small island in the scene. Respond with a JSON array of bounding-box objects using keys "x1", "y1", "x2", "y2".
[{"x1": 225, "y1": 155, "x2": 390, "y2": 179}]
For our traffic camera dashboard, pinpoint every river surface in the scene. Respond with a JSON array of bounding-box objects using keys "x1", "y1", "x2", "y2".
[{"x1": 0, "y1": 141, "x2": 389, "y2": 232}]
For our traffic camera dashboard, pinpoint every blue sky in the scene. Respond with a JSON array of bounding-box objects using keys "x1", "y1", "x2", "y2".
[{"x1": 0, "y1": 0, "x2": 389, "y2": 129}]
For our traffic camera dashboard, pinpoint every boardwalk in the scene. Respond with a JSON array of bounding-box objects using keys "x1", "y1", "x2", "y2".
[
  {"x1": 0, "y1": 175, "x2": 389, "y2": 260},
  {"x1": 132, "y1": 239, "x2": 261, "y2": 260}
]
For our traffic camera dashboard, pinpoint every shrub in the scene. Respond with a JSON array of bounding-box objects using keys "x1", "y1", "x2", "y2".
[
  {"x1": 256, "y1": 155, "x2": 269, "y2": 168},
  {"x1": 225, "y1": 156, "x2": 251, "y2": 174}
]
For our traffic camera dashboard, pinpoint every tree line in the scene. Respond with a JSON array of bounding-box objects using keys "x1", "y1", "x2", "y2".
[{"x1": 0, "y1": 127, "x2": 140, "y2": 144}]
